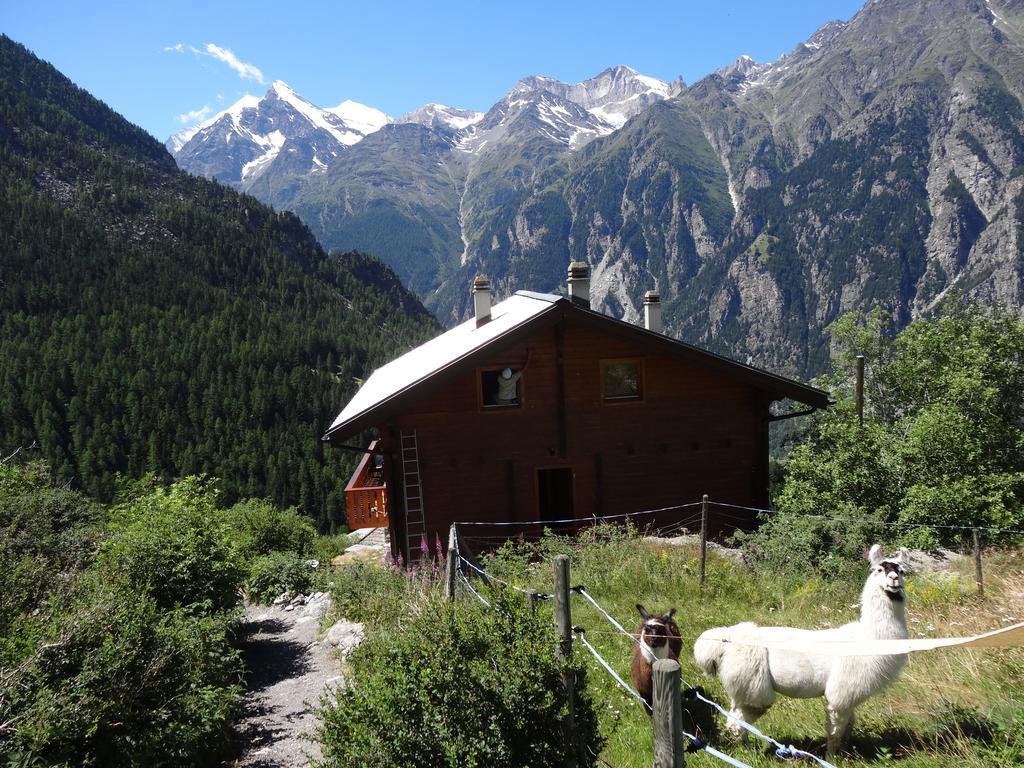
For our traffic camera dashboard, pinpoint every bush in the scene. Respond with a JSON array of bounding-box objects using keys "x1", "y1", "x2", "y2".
[
  {"x1": 732, "y1": 505, "x2": 881, "y2": 579},
  {"x1": 246, "y1": 551, "x2": 316, "y2": 603},
  {"x1": 0, "y1": 461, "x2": 104, "y2": 569},
  {"x1": 310, "y1": 532, "x2": 354, "y2": 566},
  {"x1": 327, "y1": 560, "x2": 410, "y2": 628},
  {"x1": 316, "y1": 591, "x2": 603, "y2": 768},
  {"x1": 760, "y1": 307, "x2": 1024, "y2": 566},
  {"x1": 223, "y1": 498, "x2": 317, "y2": 559},
  {"x1": 0, "y1": 575, "x2": 243, "y2": 767},
  {"x1": 99, "y1": 477, "x2": 244, "y2": 614}
]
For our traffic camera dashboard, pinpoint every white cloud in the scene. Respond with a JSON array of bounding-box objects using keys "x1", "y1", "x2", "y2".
[
  {"x1": 177, "y1": 105, "x2": 213, "y2": 124},
  {"x1": 163, "y1": 43, "x2": 185, "y2": 53},
  {"x1": 203, "y1": 43, "x2": 266, "y2": 84}
]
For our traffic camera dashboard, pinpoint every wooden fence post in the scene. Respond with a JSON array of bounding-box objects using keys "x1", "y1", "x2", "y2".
[
  {"x1": 699, "y1": 494, "x2": 708, "y2": 589},
  {"x1": 444, "y1": 524, "x2": 458, "y2": 601},
  {"x1": 554, "y1": 554, "x2": 578, "y2": 768},
  {"x1": 652, "y1": 658, "x2": 685, "y2": 767},
  {"x1": 973, "y1": 529, "x2": 984, "y2": 598}
]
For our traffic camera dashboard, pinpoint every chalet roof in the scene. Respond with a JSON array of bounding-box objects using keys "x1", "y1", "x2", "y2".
[{"x1": 324, "y1": 291, "x2": 830, "y2": 443}]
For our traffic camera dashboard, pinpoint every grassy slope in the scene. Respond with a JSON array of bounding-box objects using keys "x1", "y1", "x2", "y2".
[{"x1": 458, "y1": 532, "x2": 1024, "y2": 767}]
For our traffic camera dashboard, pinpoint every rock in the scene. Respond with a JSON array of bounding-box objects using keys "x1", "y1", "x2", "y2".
[
  {"x1": 325, "y1": 620, "x2": 365, "y2": 658},
  {"x1": 272, "y1": 592, "x2": 290, "y2": 605},
  {"x1": 305, "y1": 559, "x2": 320, "y2": 569}
]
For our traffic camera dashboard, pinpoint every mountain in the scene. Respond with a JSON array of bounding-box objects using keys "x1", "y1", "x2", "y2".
[
  {"x1": 170, "y1": 66, "x2": 676, "y2": 314},
  {"x1": 668, "y1": 0, "x2": 1024, "y2": 373},
  {"x1": 397, "y1": 103, "x2": 484, "y2": 134},
  {"x1": 0, "y1": 35, "x2": 437, "y2": 527},
  {"x1": 170, "y1": 0, "x2": 1024, "y2": 379},
  {"x1": 167, "y1": 81, "x2": 390, "y2": 189}
]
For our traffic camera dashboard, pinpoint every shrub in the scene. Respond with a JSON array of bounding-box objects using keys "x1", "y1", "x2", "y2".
[
  {"x1": 316, "y1": 591, "x2": 603, "y2": 768},
  {"x1": 732, "y1": 505, "x2": 881, "y2": 579},
  {"x1": 99, "y1": 477, "x2": 244, "y2": 614},
  {"x1": 310, "y1": 532, "x2": 353, "y2": 565},
  {"x1": 0, "y1": 463, "x2": 105, "y2": 651},
  {"x1": 246, "y1": 551, "x2": 316, "y2": 603},
  {"x1": 0, "y1": 461, "x2": 104, "y2": 569},
  {"x1": 1, "y1": 575, "x2": 243, "y2": 767},
  {"x1": 768, "y1": 307, "x2": 1024, "y2": 556},
  {"x1": 223, "y1": 498, "x2": 317, "y2": 559},
  {"x1": 327, "y1": 560, "x2": 410, "y2": 629}
]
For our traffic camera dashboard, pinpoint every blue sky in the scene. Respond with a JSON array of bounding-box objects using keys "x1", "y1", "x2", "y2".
[{"x1": 3, "y1": 0, "x2": 865, "y2": 142}]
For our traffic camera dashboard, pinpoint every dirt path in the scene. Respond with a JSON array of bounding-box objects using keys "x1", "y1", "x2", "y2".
[{"x1": 233, "y1": 598, "x2": 341, "y2": 767}]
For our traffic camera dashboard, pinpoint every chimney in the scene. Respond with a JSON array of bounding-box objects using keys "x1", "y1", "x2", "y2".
[
  {"x1": 472, "y1": 274, "x2": 492, "y2": 327},
  {"x1": 643, "y1": 290, "x2": 662, "y2": 334},
  {"x1": 567, "y1": 261, "x2": 590, "y2": 308}
]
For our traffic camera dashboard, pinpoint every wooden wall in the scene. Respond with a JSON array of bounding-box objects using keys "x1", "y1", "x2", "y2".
[{"x1": 379, "y1": 319, "x2": 771, "y2": 555}]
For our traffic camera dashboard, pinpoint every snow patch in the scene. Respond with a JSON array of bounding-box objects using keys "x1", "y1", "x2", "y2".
[
  {"x1": 241, "y1": 130, "x2": 286, "y2": 181},
  {"x1": 986, "y1": 0, "x2": 1008, "y2": 26}
]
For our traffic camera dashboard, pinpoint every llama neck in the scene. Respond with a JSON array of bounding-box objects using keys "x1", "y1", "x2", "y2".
[{"x1": 859, "y1": 582, "x2": 908, "y2": 640}]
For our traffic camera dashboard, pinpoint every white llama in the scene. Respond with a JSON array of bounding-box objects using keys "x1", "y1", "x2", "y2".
[{"x1": 693, "y1": 545, "x2": 910, "y2": 757}]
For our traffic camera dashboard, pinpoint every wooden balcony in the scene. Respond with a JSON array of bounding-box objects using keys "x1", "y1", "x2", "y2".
[{"x1": 344, "y1": 440, "x2": 389, "y2": 530}]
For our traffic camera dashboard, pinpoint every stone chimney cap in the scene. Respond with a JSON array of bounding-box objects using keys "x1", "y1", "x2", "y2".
[
  {"x1": 644, "y1": 290, "x2": 661, "y2": 303},
  {"x1": 472, "y1": 274, "x2": 491, "y2": 290},
  {"x1": 567, "y1": 261, "x2": 590, "y2": 279}
]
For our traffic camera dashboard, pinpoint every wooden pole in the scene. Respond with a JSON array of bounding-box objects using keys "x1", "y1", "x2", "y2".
[
  {"x1": 445, "y1": 524, "x2": 458, "y2": 601},
  {"x1": 973, "y1": 529, "x2": 984, "y2": 598},
  {"x1": 554, "y1": 554, "x2": 578, "y2": 768},
  {"x1": 652, "y1": 659, "x2": 685, "y2": 768},
  {"x1": 699, "y1": 494, "x2": 708, "y2": 589},
  {"x1": 856, "y1": 354, "x2": 865, "y2": 427}
]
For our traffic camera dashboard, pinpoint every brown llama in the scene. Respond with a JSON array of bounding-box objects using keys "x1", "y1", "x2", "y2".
[{"x1": 630, "y1": 604, "x2": 682, "y2": 710}]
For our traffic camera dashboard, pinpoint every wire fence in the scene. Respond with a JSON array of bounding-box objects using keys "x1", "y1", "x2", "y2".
[
  {"x1": 451, "y1": 492, "x2": 1023, "y2": 601},
  {"x1": 451, "y1": 532, "x2": 839, "y2": 768},
  {"x1": 439, "y1": 496, "x2": 1024, "y2": 765},
  {"x1": 456, "y1": 498, "x2": 1024, "y2": 540}
]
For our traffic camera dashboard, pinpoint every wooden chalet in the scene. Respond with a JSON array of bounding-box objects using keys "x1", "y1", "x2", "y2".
[{"x1": 324, "y1": 264, "x2": 830, "y2": 561}]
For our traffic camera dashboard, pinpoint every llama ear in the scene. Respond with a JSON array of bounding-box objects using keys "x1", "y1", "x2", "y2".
[
  {"x1": 665, "y1": 608, "x2": 677, "y2": 620},
  {"x1": 637, "y1": 604, "x2": 651, "y2": 621},
  {"x1": 894, "y1": 547, "x2": 910, "y2": 567},
  {"x1": 868, "y1": 544, "x2": 884, "y2": 566}
]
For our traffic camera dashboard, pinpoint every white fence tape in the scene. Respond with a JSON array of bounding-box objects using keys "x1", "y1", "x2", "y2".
[{"x1": 703, "y1": 621, "x2": 1024, "y2": 656}]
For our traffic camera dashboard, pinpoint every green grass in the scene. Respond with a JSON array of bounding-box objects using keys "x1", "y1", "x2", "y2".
[{"x1": 330, "y1": 528, "x2": 1024, "y2": 767}]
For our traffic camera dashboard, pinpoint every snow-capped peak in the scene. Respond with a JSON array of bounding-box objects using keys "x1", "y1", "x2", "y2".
[
  {"x1": 397, "y1": 103, "x2": 484, "y2": 133},
  {"x1": 501, "y1": 65, "x2": 672, "y2": 132},
  {"x1": 264, "y1": 80, "x2": 384, "y2": 147},
  {"x1": 326, "y1": 100, "x2": 392, "y2": 137},
  {"x1": 167, "y1": 93, "x2": 260, "y2": 153}
]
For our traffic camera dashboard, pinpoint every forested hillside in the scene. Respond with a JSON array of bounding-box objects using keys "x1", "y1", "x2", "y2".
[{"x1": 0, "y1": 36, "x2": 438, "y2": 528}]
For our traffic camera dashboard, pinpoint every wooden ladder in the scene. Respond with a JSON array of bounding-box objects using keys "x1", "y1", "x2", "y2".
[{"x1": 400, "y1": 430, "x2": 426, "y2": 560}]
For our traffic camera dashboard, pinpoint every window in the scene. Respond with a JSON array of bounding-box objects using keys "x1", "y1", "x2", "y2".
[
  {"x1": 602, "y1": 359, "x2": 643, "y2": 402},
  {"x1": 480, "y1": 367, "x2": 524, "y2": 408}
]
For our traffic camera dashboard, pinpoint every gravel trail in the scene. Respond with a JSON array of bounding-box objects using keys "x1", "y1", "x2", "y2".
[{"x1": 233, "y1": 599, "x2": 341, "y2": 768}]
